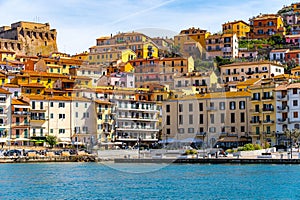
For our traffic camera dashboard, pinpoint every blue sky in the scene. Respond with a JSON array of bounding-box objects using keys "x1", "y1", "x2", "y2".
[{"x1": 0, "y1": 0, "x2": 297, "y2": 55}]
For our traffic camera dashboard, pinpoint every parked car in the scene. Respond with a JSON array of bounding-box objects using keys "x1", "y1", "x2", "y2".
[{"x1": 4, "y1": 149, "x2": 21, "y2": 156}]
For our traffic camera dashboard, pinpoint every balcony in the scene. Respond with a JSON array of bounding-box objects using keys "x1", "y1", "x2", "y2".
[
  {"x1": 13, "y1": 111, "x2": 30, "y2": 116},
  {"x1": 276, "y1": 95, "x2": 288, "y2": 101},
  {"x1": 251, "y1": 97, "x2": 260, "y2": 101},
  {"x1": 250, "y1": 120, "x2": 261, "y2": 125},
  {"x1": 263, "y1": 120, "x2": 275, "y2": 124},
  {"x1": 277, "y1": 118, "x2": 289, "y2": 124},
  {"x1": 250, "y1": 109, "x2": 260, "y2": 113},
  {"x1": 31, "y1": 117, "x2": 47, "y2": 121},
  {"x1": 245, "y1": 71, "x2": 254, "y2": 75},
  {"x1": 262, "y1": 96, "x2": 274, "y2": 100},
  {"x1": 277, "y1": 106, "x2": 289, "y2": 112},
  {"x1": 196, "y1": 132, "x2": 206, "y2": 136},
  {"x1": 262, "y1": 107, "x2": 274, "y2": 112},
  {"x1": 207, "y1": 106, "x2": 217, "y2": 111}
]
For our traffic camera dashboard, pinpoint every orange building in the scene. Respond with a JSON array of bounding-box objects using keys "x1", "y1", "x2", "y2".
[
  {"x1": 249, "y1": 14, "x2": 286, "y2": 39},
  {"x1": 11, "y1": 98, "x2": 31, "y2": 144}
]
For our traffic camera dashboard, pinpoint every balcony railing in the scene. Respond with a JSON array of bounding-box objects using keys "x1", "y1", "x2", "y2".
[
  {"x1": 251, "y1": 97, "x2": 260, "y2": 101},
  {"x1": 276, "y1": 95, "x2": 288, "y2": 101},
  {"x1": 262, "y1": 96, "x2": 274, "y2": 100},
  {"x1": 250, "y1": 120, "x2": 261, "y2": 124},
  {"x1": 277, "y1": 118, "x2": 289, "y2": 124},
  {"x1": 277, "y1": 106, "x2": 289, "y2": 112},
  {"x1": 262, "y1": 107, "x2": 274, "y2": 112},
  {"x1": 263, "y1": 120, "x2": 275, "y2": 124},
  {"x1": 207, "y1": 107, "x2": 217, "y2": 111},
  {"x1": 13, "y1": 111, "x2": 30, "y2": 115}
]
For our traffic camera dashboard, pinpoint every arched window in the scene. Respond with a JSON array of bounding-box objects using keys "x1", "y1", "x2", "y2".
[{"x1": 0, "y1": 107, "x2": 3, "y2": 114}]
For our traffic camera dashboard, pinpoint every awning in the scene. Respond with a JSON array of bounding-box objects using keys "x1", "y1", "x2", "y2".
[
  {"x1": 73, "y1": 142, "x2": 83, "y2": 145},
  {"x1": 15, "y1": 138, "x2": 31, "y2": 141},
  {"x1": 59, "y1": 137, "x2": 72, "y2": 142},
  {"x1": 13, "y1": 105, "x2": 30, "y2": 109}
]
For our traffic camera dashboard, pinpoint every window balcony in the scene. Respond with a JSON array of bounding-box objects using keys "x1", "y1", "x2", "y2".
[
  {"x1": 262, "y1": 96, "x2": 274, "y2": 100},
  {"x1": 277, "y1": 106, "x2": 289, "y2": 112},
  {"x1": 276, "y1": 95, "x2": 288, "y2": 101},
  {"x1": 262, "y1": 107, "x2": 274, "y2": 112},
  {"x1": 277, "y1": 118, "x2": 289, "y2": 124}
]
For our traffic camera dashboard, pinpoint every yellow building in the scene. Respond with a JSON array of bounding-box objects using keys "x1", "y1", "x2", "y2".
[
  {"x1": 222, "y1": 20, "x2": 250, "y2": 38},
  {"x1": 88, "y1": 49, "x2": 136, "y2": 66},
  {"x1": 249, "y1": 79, "x2": 277, "y2": 146},
  {"x1": 89, "y1": 32, "x2": 158, "y2": 66},
  {"x1": 0, "y1": 50, "x2": 16, "y2": 61},
  {"x1": 174, "y1": 27, "x2": 210, "y2": 59}
]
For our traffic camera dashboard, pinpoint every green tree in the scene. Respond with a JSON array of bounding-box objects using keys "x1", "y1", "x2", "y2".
[{"x1": 46, "y1": 135, "x2": 57, "y2": 148}]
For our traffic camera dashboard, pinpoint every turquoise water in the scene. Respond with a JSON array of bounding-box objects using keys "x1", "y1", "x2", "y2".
[{"x1": 0, "y1": 163, "x2": 299, "y2": 200}]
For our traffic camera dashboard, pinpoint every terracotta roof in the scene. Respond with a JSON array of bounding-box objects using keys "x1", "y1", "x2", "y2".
[
  {"x1": 94, "y1": 99, "x2": 113, "y2": 105},
  {"x1": 19, "y1": 83, "x2": 45, "y2": 88},
  {"x1": 237, "y1": 78, "x2": 261, "y2": 86},
  {"x1": 12, "y1": 99, "x2": 30, "y2": 105},
  {"x1": 274, "y1": 84, "x2": 287, "y2": 91},
  {"x1": 270, "y1": 49, "x2": 289, "y2": 53},
  {"x1": 0, "y1": 88, "x2": 11, "y2": 94},
  {"x1": 3, "y1": 83, "x2": 20, "y2": 88},
  {"x1": 287, "y1": 83, "x2": 300, "y2": 89}
]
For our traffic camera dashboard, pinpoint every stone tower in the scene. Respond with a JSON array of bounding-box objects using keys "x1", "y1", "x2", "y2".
[{"x1": 0, "y1": 21, "x2": 58, "y2": 56}]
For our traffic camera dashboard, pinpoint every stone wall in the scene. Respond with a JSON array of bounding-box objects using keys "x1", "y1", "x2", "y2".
[{"x1": 0, "y1": 21, "x2": 58, "y2": 56}]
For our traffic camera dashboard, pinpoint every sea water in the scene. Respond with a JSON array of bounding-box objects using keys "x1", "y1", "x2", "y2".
[{"x1": 0, "y1": 163, "x2": 299, "y2": 199}]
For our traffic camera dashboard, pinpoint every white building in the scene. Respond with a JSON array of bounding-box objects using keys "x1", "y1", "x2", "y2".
[
  {"x1": 0, "y1": 88, "x2": 12, "y2": 142},
  {"x1": 275, "y1": 83, "x2": 300, "y2": 145},
  {"x1": 113, "y1": 99, "x2": 159, "y2": 147}
]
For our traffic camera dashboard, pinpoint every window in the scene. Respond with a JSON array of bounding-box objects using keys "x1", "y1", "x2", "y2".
[
  {"x1": 219, "y1": 102, "x2": 225, "y2": 110},
  {"x1": 209, "y1": 127, "x2": 216, "y2": 133},
  {"x1": 85, "y1": 103, "x2": 87, "y2": 108},
  {"x1": 294, "y1": 112, "x2": 298, "y2": 118},
  {"x1": 32, "y1": 101, "x2": 35, "y2": 109},
  {"x1": 59, "y1": 114, "x2": 65, "y2": 119},
  {"x1": 83, "y1": 126, "x2": 88, "y2": 132},
  {"x1": 188, "y1": 128, "x2": 194, "y2": 133},
  {"x1": 199, "y1": 114, "x2": 203, "y2": 124},
  {"x1": 293, "y1": 100, "x2": 298, "y2": 107},
  {"x1": 59, "y1": 102, "x2": 65, "y2": 108},
  {"x1": 50, "y1": 102, "x2": 53, "y2": 107},
  {"x1": 59, "y1": 129, "x2": 65, "y2": 134},
  {"x1": 229, "y1": 102, "x2": 236, "y2": 110},
  {"x1": 221, "y1": 113, "x2": 225, "y2": 123},
  {"x1": 231, "y1": 113, "x2": 235, "y2": 123},
  {"x1": 179, "y1": 104, "x2": 183, "y2": 112},
  {"x1": 166, "y1": 115, "x2": 170, "y2": 125},
  {"x1": 189, "y1": 115, "x2": 193, "y2": 124},
  {"x1": 40, "y1": 102, "x2": 43, "y2": 109},
  {"x1": 189, "y1": 103, "x2": 193, "y2": 112},
  {"x1": 178, "y1": 128, "x2": 185, "y2": 134},
  {"x1": 293, "y1": 88, "x2": 297, "y2": 94},
  {"x1": 179, "y1": 115, "x2": 183, "y2": 125},
  {"x1": 239, "y1": 101, "x2": 245, "y2": 109},
  {"x1": 241, "y1": 113, "x2": 245, "y2": 123},
  {"x1": 50, "y1": 113, "x2": 53, "y2": 119},
  {"x1": 166, "y1": 105, "x2": 170, "y2": 112},
  {"x1": 166, "y1": 129, "x2": 171, "y2": 135},
  {"x1": 210, "y1": 114, "x2": 214, "y2": 124},
  {"x1": 199, "y1": 103, "x2": 203, "y2": 111},
  {"x1": 50, "y1": 129, "x2": 53, "y2": 134},
  {"x1": 76, "y1": 102, "x2": 79, "y2": 107},
  {"x1": 241, "y1": 126, "x2": 245, "y2": 132},
  {"x1": 75, "y1": 112, "x2": 78, "y2": 118}
]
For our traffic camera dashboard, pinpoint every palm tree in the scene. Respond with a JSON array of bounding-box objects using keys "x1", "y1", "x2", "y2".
[{"x1": 46, "y1": 135, "x2": 57, "y2": 148}]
